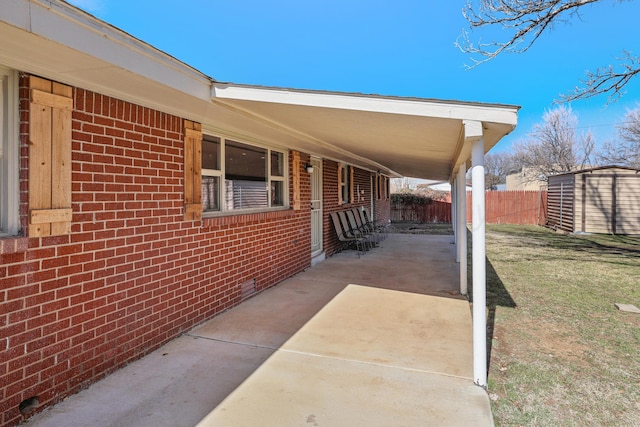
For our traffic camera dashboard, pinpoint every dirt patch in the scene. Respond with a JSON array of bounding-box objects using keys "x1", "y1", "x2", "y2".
[{"x1": 493, "y1": 319, "x2": 590, "y2": 366}]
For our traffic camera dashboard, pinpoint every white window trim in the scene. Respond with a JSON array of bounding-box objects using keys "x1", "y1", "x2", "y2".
[
  {"x1": 0, "y1": 66, "x2": 19, "y2": 236},
  {"x1": 201, "y1": 132, "x2": 289, "y2": 215}
]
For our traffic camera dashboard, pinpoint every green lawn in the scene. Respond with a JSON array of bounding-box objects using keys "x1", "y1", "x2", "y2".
[{"x1": 482, "y1": 225, "x2": 640, "y2": 426}]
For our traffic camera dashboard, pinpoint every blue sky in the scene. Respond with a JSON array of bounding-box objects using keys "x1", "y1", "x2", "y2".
[{"x1": 69, "y1": 0, "x2": 640, "y2": 155}]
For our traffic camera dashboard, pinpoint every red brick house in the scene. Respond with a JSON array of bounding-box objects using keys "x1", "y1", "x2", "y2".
[{"x1": 0, "y1": 1, "x2": 518, "y2": 425}]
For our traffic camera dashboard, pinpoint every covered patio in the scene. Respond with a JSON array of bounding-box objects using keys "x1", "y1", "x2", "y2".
[
  {"x1": 1, "y1": 3, "x2": 519, "y2": 424},
  {"x1": 25, "y1": 233, "x2": 494, "y2": 426}
]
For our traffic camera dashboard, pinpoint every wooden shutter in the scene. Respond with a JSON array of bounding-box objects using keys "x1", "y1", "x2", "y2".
[
  {"x1": 385, "y1": 177, "x2": 390, "y2": 200},
  {"x1": 349, "y1": 166, "x2": 354, "y2": 204},
  {"x1": 184, "y1": 121, "x2": 203, "y2": 221},
  {"x1": 382, "y1": 176, "x2": 388, "y2": 200},
  {"x1": 292, "y1": 151, "x2": 301, "y2": 210},
  {"x1": 337, "y1": 164, "x2": 343, "y2": 205},
  {"x1": 29, "y1": 76, "x2": 73, "y2": 237}
]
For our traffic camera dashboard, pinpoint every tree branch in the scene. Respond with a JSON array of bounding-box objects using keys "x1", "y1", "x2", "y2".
[
  {"x1": 560, "y1": 51, "x2": 640, "y2": 103},
  {"x1": 457, "y1": 0, "x2": 600, "y2": 67}
]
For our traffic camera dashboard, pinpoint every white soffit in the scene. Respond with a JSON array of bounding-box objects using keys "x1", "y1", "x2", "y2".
[{"x1": 212, "y1": 84, "x2": 519, "y2": 180}]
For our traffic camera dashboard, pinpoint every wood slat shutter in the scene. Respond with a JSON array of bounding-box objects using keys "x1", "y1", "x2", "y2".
[
  {"x1": 292, "y1": 151, "x2": 301, "y2": 210},
  {"x1": 337, "y1": 164, "x2": 343, "y2": 205},
  {"x1": 349, "y1": 166, "x2": 354, "y2": 204},
  {"x1": 385, "y1": 177, "x2": 389, "y2": 200},
  {"x1": 184, "y1": 121, "x2": 203, "y2": 221},
  {"x1": 29, "y1": 76, "x2": 73, "y2": 237}
]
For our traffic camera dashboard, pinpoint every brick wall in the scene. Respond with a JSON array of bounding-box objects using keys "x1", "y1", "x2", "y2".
[
  {"x1": 374, "y1": 195, "x2": 391, "y2": 226},
  {"x1": 374, "y1": 174, "x2": 391, "y2": 227},
  {"x1": 0, "y1": 76, "x2": 311, "y2": 426},
  {"x1": 322, "y1": 160, "x2": 383, "y2": 257}
]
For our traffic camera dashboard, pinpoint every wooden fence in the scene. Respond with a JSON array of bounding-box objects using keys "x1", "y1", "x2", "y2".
[
  {"x1": 391, "y1": 190, "x2": 547, "y2": 225},
  {"x1": 390, "y1": 200, "x2": 452, "y2": 223}
]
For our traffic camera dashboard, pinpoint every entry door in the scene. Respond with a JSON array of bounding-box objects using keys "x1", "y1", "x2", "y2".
[{"x1": 310, "y1": 158, "x2": 323, "y2": 256}]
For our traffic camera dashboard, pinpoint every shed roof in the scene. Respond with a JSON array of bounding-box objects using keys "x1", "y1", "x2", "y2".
[
  {"x1": 550, "y1": 165, "x2": 640, "y2": 177},
  {"x1": 0, "y1": 0, "x2": 519, "y2": 181}
]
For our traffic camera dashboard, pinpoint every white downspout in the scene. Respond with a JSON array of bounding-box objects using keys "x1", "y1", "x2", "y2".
[
  {"x1": 457, "y1": 165, "x2": 467, "y2": 295},
  {"x1": 471, "y1": 134, "x2": 487, "y2": 388}
]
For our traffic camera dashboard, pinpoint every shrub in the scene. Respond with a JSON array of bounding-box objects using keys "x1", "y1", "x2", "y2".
[{"x1": 391, "y1": 193, "x2": 433, "y2": 206}]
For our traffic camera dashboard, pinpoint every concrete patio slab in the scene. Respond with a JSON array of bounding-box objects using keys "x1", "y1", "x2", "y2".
[
  {"x1": 198, "y1": 348, "x2": 491, "y2": 427},
  {"x1": 281, "y1": 285, "x2": 473, "y2": 378},
  {"x1": 23, "y1": 336, "x2": 274, "y2": 427},
  {"x1": 24, "y1": 234, "x2": 493, "y2": 427},
  {"x1": 198, "y1": 285, "x2": 487, "y2": 427},
  {"x1": 191, "y1": 277, "x2": 347, "y2": 349}
]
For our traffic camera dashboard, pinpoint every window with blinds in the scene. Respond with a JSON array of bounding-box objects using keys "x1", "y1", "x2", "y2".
[{"x1": 199, "y1": 134, "x2": 288, "y2": 214}]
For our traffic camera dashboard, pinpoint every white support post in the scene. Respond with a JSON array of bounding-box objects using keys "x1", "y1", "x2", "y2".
[
  {"x1": 471, "y1": 135, "x2": 487, "y2": 388},
  {"x1": 457, "y1": 165, "x2": 467, "y2": 295},
  {"x1": 452, "y1": 177, "x2": 457, "y2": 255}
]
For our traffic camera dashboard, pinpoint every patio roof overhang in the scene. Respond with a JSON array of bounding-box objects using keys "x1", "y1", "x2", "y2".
[
  {"x1": 210, "y1": 84, "x2": 519, "y2": 181},
  {"x1": 1, "y1": 0, "x2": 512, "y2": 391},
  {"x1": 0, "y1": 0, "x2": 519, "y2": 182}
]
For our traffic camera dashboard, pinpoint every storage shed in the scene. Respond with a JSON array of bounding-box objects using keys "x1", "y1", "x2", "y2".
[{"x1": 547, "y1": 166, "x2": 640, "y2": 234}]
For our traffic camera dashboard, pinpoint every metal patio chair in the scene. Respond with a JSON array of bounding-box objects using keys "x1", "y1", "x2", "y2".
[
  {"x1": 351, "y1": 207, "x2": 383, "y2": 243},
  {"x1": 362, "y1": 207, "x2": 389, "y2": 239},
  {"x1": 339, "y1": 211, "x2": 375, "y2": 251},
  {"x1": 329, "y1": 212, "x2": 367, "y2": 256}
]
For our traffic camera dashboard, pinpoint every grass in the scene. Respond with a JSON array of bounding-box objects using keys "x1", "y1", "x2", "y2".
[{"x1": 482, "y1": 225, "x2": 640, "y2": 426}]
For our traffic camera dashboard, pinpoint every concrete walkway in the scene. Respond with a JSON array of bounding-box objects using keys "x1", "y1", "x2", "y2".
[{"x1": 25, "y1": 234, "x2": 494, "y2": 427}]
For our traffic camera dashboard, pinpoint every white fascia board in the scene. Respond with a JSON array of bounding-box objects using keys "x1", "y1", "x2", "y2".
[
  {"x1": 213, "y1": 84, "x2": 519, "y2": 127},
  {"x1": 2, "y1": 0, "x2": 212, "y2": 102}
]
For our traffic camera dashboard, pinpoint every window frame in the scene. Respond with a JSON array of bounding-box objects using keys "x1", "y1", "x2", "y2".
[
  {"x1": 0, "y1": 66, "x2": 19, "y2": 236},
  {"x1": 339, "y1": 163, "x2": 351, "y2": 205},
  {"x1": 200, "y1": 132, "x2": 289, "y2": 215},
  {"x1": 201, "y1": 135, "x2": 222, "y2": 212}
]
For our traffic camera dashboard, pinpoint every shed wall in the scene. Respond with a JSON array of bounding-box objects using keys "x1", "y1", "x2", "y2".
[
  {"x1": 575, "y1": 169, "x2": 640, "y2": 234},
  {"x1": 615, "y1": 176, "x2": 640, "y2": 234},
  {"x1": 547, "y1": 174, "x2": 575, "y2": 232}
]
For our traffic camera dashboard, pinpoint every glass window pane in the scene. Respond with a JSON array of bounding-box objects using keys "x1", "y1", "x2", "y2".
[
  {"x1": 202, "y1": 176, "x2": 220, "y2": 211},
  {"x1": 226, "y1": 140, "x2": 266, "y2": 181},
  {"x1": 226, "y1": 179, "x2": 268, "y2": 210},
  {"x1": 271, "y1": 151, "x2": 284, "y2": 176},
  {"x1": 202, "y1": 135, "x2": 221, "y2": 170},
  {"x1": 271, "y1": 181, "x2": 284, "y2": 207}
]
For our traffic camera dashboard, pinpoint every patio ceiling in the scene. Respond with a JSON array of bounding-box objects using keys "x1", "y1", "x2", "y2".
[
  {"x1": 0, "y1": 0, "x2": 519, "y2": 182},
  {"x1": 211, "y1": 85, "x2": 519, "y2": 180}
]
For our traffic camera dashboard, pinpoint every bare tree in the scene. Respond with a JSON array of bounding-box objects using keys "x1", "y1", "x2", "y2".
[
  {"x1": 511, "y1": 106, "x2": 594, "y2": 181},
  {"x1": 458, "y1": 0, "x2": 638, "y2": 102},
  {"x1": 598, "y1": 108, "x2": 640, "y2": 167},
  {"x1": 484, "y1": 152, "x2": 515, "y2": 189}
]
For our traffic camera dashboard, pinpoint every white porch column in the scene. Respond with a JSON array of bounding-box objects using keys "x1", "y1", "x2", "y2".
[
  {"x1": 452, "y1": 179, "x2": 456, "y2": 244},
  {"x1": 466, "y1": 119, "x2": 487, "y2": 389},
  {"x1": 464, "y1": 121, "x2": 487, "y2": 388},
  {"x1": 456, "y1": 165, "x2": 467, "y2": 295}
]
